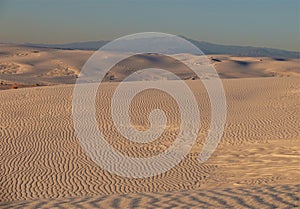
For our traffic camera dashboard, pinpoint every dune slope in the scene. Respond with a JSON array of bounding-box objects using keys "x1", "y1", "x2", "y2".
[
  {"x1": 0, "y1": 44, "x2": 299, "y2": 89},
  {"x1": 0, "y1": 77, "x2": 299, "y2": 208}
]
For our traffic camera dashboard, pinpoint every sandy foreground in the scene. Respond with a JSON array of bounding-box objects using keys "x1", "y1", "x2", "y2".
[
  {"x1": 0, "y1": 45, "x2": 300, "y2": 208},
  {"x1": 0, "y1": 76, "x2": 299, "y2": 208}
]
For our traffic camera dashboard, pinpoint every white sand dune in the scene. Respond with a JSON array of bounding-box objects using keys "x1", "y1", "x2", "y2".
[
  {"x1": 211, "y1": 55, "x2": 300, "y2": 78},
  {"x1": 1, "y1": 44, "x2": 299, "y2": 208},
  {"x1": 0, "y1": 44, "x2": 299, "y2": 88},
  {"x1": 0, "y1": 77, "x2": 299, "y2": 208},
  {"x1": 0, "y1": 44, "x2": 92, "y2": 86}
]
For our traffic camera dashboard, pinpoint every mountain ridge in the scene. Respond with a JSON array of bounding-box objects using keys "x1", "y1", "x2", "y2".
[{"x1": 24, "y1": 37, "x2": 300, "y2": 58}]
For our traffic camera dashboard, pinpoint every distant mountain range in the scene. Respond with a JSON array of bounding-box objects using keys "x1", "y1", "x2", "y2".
[{"x1": 25, "y1": 37, "x2": 300, "y2": 58}]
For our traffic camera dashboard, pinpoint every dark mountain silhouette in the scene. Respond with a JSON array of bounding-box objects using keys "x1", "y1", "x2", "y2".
[{"x1": 25, "y1": 37, "x2": 300, "y2": 58}]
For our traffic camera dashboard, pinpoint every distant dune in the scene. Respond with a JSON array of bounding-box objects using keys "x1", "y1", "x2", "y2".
[{"x1": 0, "y1": 44, "x2": 299, "y2": 89}]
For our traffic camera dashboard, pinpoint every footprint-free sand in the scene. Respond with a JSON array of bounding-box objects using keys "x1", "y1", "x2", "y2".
[{"x1": 0, "y1": 75, "x2": 299, "y2": 208}]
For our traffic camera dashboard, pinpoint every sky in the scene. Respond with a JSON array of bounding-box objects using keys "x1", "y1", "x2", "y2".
[{"x1": 0, "y1": 0, "x2": 299, "y2": 51}]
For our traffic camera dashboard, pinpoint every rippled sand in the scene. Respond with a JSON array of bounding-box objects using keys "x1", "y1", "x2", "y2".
[{"x1": 0, "y1": 77, "x2": 299, "y2": 208}]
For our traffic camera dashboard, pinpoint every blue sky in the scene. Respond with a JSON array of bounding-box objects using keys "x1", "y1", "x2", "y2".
[{"x1": 0, "y1": 0, "x2": 299, "y2": 51}]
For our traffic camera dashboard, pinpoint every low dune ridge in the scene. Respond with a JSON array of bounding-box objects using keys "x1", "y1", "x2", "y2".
[
  {"x1": 211, "y1": 55, "x2": 300, "y2": 78},
  {"x1": 0, "y1": 44, "x2": 299, "y2": 89},
  {"x1": 0, "y1": 77, "x2": 299, "y2": 208},
  {"x1": 0, "y1": 44, "x2": 92, "y2": 86}
]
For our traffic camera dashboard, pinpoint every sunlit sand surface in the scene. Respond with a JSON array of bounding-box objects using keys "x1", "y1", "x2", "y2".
[{"x1": 0, "y1": 45, "x2": 299, "y2": 208}]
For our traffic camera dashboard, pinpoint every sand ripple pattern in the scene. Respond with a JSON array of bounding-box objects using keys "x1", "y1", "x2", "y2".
[
  {"x1": 1, "y1": 184, "x2": 299, "y2": 209},
  {"x1": 0, "y1": 77, "x2": 299, "y2": 207}
]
